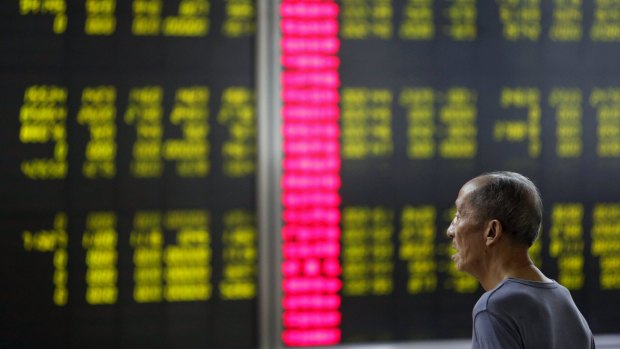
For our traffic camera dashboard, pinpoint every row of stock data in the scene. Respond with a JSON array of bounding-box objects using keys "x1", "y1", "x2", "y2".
[
  {"x1": 16, "y1": 84, "x2": 620, "y2": 182},
  {"x1": 341, "y1": 86, "x2": 619, "y2": 160},
  {"x1": 340, "y1": 203, "x2": 620, "y2": 295},
  {"x1": 343, "y1": 0, "x2": 619, "y2": 41},
  {"x1": 13, "y1": 0, "x2": 254, "y2": 37},
  {"x1": 21, "y1": 209, "x2": 257, "y2": 306},
  {"x1": 17, "y1": 85, "x2": 255, "y2": 180},
  {"x1": 20, "y1": 201, "x2": 620, "y2": 308},
  {"x1": 13, "y1": 0, "x2": 620, "y2": 42}
]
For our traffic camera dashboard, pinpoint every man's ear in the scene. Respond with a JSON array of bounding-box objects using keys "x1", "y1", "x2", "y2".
[{"x1": 486, "y1": 219, "x2": 503, "y2": 246}]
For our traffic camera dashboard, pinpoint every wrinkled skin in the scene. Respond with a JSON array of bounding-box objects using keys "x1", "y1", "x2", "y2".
[{"x1": 446, "y1": 180, "x2": 489, "y2": 277}]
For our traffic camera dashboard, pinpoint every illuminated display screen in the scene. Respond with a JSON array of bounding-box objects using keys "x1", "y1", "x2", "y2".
[
  {"x1": 2, "y1": 0, "x2": 620, "y2": 348},
  {"x1": 0, "y1": 1, "x2": 257, "y2": 348},
  {"x1": 280, "y1": 0, "x2": 343, "y2": 346},
  {"x1": 280, "y1": 0, "x2": 620, "y2": 346}
]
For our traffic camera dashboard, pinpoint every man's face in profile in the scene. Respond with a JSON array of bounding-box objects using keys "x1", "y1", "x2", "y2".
[{"x1": 447, "y1": 180, "x2": 488, "y2": 276}]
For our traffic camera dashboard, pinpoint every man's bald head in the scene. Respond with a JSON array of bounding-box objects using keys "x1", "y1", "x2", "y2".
[{"x1": 464, "y1": 171, "x2": 543, "y2": 247}]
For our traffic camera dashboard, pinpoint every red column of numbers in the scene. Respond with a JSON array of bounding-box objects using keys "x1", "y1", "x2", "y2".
[{"x1": 280, "y1": 0, "x2": 342, "y2": 346}]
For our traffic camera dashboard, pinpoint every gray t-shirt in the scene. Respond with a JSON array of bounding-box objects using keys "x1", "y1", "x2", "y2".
[{"x1": 472, "y1": 278, "x2": 595, "y2": 349}]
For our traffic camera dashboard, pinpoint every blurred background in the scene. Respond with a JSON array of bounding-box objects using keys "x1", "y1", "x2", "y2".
[{"x1": 1, "y1": 0, "x2": 620, "y2": 348}]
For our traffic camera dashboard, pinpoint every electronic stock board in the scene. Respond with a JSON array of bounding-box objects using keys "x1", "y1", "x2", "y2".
[{"x1": 2, "y1": 0, "x2": 620, "y2": 348}]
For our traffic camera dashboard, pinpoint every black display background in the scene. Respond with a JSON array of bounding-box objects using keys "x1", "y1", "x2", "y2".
[
  {"x1": 2, "y1": 0, "x2": 620, "y2": 348},
  {"x1": 338, "y1": 0, "x2": 620, "y2": 343},
  {"x1": 0, "y1": 1, "x2": 257, "y2": 348}
]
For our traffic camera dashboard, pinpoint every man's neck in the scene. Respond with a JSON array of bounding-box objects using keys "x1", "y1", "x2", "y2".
[{"x1": 478, "y1": 246, "x2": 551, "y2": 291}]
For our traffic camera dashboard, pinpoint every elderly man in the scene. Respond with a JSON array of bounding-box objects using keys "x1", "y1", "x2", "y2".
[{"x1": 447, "y1": 171, "x2": 595, "y2": 349}]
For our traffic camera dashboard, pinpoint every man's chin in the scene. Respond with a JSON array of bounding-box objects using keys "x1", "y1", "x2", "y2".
[
  {"x1": 452, "y1": 255, "x2": 465, "y2": 271},
  {"x1": 451, "y1": 253, "x2": 459, "y2": 262}
]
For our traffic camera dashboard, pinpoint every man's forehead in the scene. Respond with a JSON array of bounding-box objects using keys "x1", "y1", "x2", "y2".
[{"x1": 456, "y1": 179, "x2": 484, "y2": 207}]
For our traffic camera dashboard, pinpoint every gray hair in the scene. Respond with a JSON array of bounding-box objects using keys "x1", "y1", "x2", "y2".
[{"x1": 467, "y1": 171, "x2": 543, "y2": 246}]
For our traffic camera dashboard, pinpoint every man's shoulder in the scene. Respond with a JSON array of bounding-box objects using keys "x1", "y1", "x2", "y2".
[
  {"x1": 472, "y1": 278, "x2": 595, "y2": 349},
  {"x1": 473, "y1": 278, "x2": 558, "y2": 316}
]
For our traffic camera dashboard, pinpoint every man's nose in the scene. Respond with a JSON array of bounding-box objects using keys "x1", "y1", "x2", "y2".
[{"x1": 446, "y1": 223, "x2": 455, "y2": 239}]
